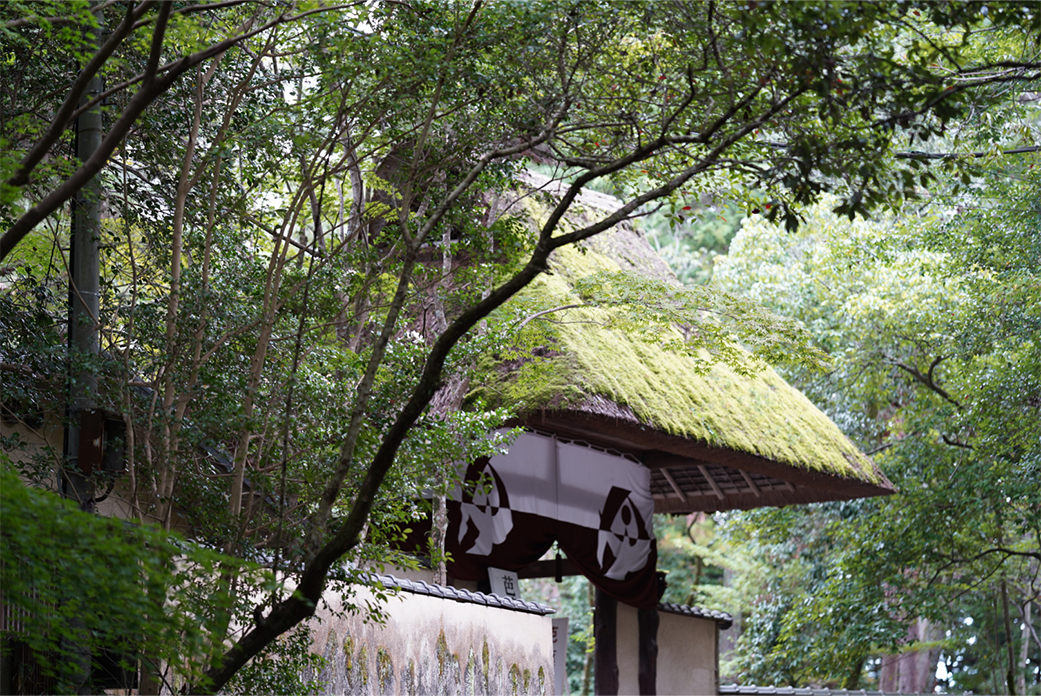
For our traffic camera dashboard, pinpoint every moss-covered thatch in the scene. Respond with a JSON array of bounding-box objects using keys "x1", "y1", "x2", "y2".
[{"x1": 471, "y1": 172, "x2": 891, "y2": 501}]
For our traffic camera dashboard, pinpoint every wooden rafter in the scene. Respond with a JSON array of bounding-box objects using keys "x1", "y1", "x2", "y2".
[
  {"x1": 739, "y1": 469, "x2": 761, "y2": 498},
  {"x1": 661, "y1": 468, "x2": 687, "y2": 502},
  {"x1": 697, "y1": 465, "x2": 726, "y2": 501}
]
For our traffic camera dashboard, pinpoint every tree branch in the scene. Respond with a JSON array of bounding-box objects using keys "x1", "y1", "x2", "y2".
[
  {"x1": 941, "y1": 434, "x2": 973, "y2": 450},
  {"x1": 6, "y1": 1, "x2": 154, "y2": 189},
  {"x1": 129, "y1": 0, "x2": 253, "y2": 31},
  {"x1": 943, "y1": 546, "x2": 1041, "y2": 566},
  {"x1": 140, "y1": 2, "x2": 173, "y2": 91},
  {"x1": 895, "y1": 145, "x2": 1041, "y2": 160},
  {"x1": 761, "y1": 140, "x2": 1041, "y2": 161},
  {"x1": 886, "y1": 354, "x2": 962, "y2": 409},
  {"x1": 1, "y1": 6, "x2": 345, "y2": 262},
  {"x1": 513, "y1": 304, "x2": 585, "y2": 332}
]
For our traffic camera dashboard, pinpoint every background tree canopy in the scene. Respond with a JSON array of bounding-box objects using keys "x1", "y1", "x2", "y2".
[
  {"x1": 1, "y1": 1, "x2": 1039, "y2": 692},
  {"x1": 708, "y1": 161, "x2": 1041, "y2": 693}
]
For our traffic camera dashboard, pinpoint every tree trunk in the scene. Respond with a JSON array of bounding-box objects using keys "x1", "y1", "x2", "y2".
[
  {"x1": 63, "y1": 10, "x2": 104, "y2": 514},
  {"x1": 1017, "y1": 600, "x2": 1030, "y2": 696},
  {"x1": 1002, "y1": 580, "x2": 1017, "y2": 695},
  {"x1": 841, "y1": 653, "x2": 866, "y2": 691},
  {"x1": 880, "y1": 617, "x2": 939, "y2": 694},
  {"x1": 582, "y1": 580, "x2": 594, "y2": 695}
]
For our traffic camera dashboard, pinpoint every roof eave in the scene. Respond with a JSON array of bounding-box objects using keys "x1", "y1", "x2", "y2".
[{"x1": 514, "y1": 409, "x2": 895, "y2": 514}]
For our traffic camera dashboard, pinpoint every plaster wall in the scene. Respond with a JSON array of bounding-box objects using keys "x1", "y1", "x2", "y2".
[
  {"x1": 1, "y1": 416, "x2": 61, "y2": 486},
  {"x1": 617, "y1": 602, "x2": 640, "y2": 696},
  {"x1": 657, "y1": 611, "x2": 718, "y2": 696},
  {"x1": 3, "y1": 416, "x2": 214, "y2": 530},
  {"x1": 0, "y1": 417, "x2": 132, "y2": 517},
  {"x1": 311, "y1": 585, "x2": 554, "y2": 695},
  {"x1": 616, "y1": 603, "x2": 719, "y2": 696}
]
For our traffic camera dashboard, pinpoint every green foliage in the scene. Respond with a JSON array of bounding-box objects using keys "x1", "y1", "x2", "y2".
[
  {"x1": 2, "y1": 0, "x2": 1040, "y2": 689},
  {"x1": 713, "y1": 162, "x2": 1041, "y2": 690},
  {"x1": 654, "y1": 515, "x2": 726, "y2": 608},
  {"x1": 520, "y1": 568, "x2": 596, "y2": 695},
  {"x1": 0, "y1": 464, "x2": 239, "y2": 691},
  {"x1": 643, "y1": 203, "x2": 746, "y2": 285},
  {"x1": 223, "y1": 625, "x2": 328, "y2": 696},
  {"x1": 0, "y1": 278, "x2": 65, "y2": 461}
]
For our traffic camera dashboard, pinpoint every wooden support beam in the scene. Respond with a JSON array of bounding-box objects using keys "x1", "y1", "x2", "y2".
[
  {"x1": 661, "y1": 469, "x2": 687, "y2": 502},
  {"x1": 739, "y1": 469, "x2": 761, "y2": 498},
  {"x1": 516, "y1": 557, "x2": 582, "y2": 579},
  {"x1": 697, "y1": 465, "x2": 726, "y2": 501},
  {"x1": 638, "y1": 607, "x2": 659, "y2": 695},
  {"x1": 595, "y1": 589, "x2": 619, "y2": 695}
]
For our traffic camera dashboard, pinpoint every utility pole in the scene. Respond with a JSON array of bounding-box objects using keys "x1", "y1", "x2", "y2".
[
  {"x1": 61, "y1": 8, "x2": 142, "y2": 692},
  {"x1": 63, "y1": 11, "x2": 104, "y2": 512},
  {"x1": 61, "y1": 8, "x2": 105, "y2": 694}
]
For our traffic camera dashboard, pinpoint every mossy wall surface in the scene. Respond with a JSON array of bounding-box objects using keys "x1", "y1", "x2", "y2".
[{"x1": 477, "y1": 178, "x2": 878, "y2": 484}]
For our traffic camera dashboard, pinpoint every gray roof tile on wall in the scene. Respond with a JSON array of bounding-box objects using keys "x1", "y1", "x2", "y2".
[
  {"x1": 659, "y1": 601, "x2": 734, "y2": 629},
  {"x1": 719, "y1": 687, "x2": 910, "y2": 696},
  {"x1": 369, "y1": 573, "x2": 555, "y2": 615},
  {"x1": 367, "y1": 574, "x2": 732, "y2": 621}
]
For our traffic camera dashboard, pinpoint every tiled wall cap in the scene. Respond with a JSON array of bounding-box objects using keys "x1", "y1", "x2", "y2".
[
  {"x1": 719, "y1": 687, "x2": 907, "y2": 696},
  {"x1": 365, "y1": 572, "x2": 555, "y2": 615},
  {"x1": 658, "y1": 601, "x2": 734, "y2": 628}
]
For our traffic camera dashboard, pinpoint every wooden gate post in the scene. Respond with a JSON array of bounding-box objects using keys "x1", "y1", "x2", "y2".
[
  {"x1": 638, "y1": 607, "x2": 659, "y2": 695},
  {"x1": 594, "y1": 588, "x2": 618, "y2": 695}
]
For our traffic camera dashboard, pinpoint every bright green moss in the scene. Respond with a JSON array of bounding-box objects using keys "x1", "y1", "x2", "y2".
[
  {"x1": 509, "y1": 664, "x2": 522, "y2": 696},
  {"x1": 377, "y1": 646, "x2": 393, "y2": 691},
  {"x1": 358, "y1": 644, "x2": 368, "y2": 686},
  {"x1": 482, "y1": 639, "x2": 490, "y2": 682},
  {"x1": 554, "y1": 313, "x2": 872, "y2": 480},
  {"x1": 436, "y1": 630, "x2": 450, "y2": 678},
  {"x1": 473, "y1": 194, "x2": 879, "y2": 484}
]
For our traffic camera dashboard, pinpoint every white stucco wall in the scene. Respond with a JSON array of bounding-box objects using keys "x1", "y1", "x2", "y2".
[
  {"x1": 616, "y1": 603, "x2": 719, "y2": 696},
  {"x1": 2, "y1": 415, "x2": 155, "y2": 523},
  {"x1": 311, "y1": 584, "x2": 555, "y2": 695},
  {"x1": 657, "y1": 610, "x2": 718, "y2": 696},
  {"x1": 617, "y1": 601, "x2": 641, "y2": 695}
]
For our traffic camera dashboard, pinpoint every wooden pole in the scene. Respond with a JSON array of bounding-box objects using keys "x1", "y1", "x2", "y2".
[
  {"x1": 63, "y1": 11, "x2": 104, "y2": 514},
  {"x1": 638, "y1": 607, "x2": 659, "y2": 695},
  {"x1": 594, "y1": 588, "x2": 618, "y2": 695}
]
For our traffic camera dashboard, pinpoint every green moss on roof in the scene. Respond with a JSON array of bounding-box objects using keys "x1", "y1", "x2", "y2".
[{"x1": 475, "y1": 181, "x2": 880, "y2": 485}]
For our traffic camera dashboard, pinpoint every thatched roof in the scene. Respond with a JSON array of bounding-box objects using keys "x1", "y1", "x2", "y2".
[{"x1": 470, "y1": 172, "x2": 894, "y2": 513}]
